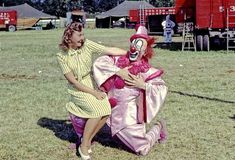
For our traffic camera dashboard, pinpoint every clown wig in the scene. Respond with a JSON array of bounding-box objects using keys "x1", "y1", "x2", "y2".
[{"x1": 142, "y1": 37, "x2": 155, "y2": 61}]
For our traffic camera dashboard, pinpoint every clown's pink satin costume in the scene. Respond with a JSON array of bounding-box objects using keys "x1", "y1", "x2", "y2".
[
  {"x1": 93, "y1": 25, "x2": 167, "y2": 155},
  {"x1": 93, "y1": 53, "x2": 167, "y2": 155}
]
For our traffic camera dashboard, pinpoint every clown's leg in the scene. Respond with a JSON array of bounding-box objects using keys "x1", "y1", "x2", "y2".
[
  {"x1": 163, "y1": 31, "x2": 168, "y2": 43},
  {"x1": 115, "y1": 123, "x2": 161, "y2": 156},
  {"x1": 166, "y1": 33, "x2": 171, "y2": 43},
  {"x1": 168, "y1": 33, "x2": 172, "y2": 43}
]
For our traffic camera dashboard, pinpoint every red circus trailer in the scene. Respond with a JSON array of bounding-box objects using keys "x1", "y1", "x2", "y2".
[
  {"x1": 0, "y1": 10, "x2": 17, "y2": 32},
  {"x1": 175, "y1": 0, "x2": 235, "y2": 51},
  {"x1": 129, "y1": 0, "x2": 235, "y2": 51},
  {"x1": 129, "y1": 7, "x2": 176, "y2": 34}
]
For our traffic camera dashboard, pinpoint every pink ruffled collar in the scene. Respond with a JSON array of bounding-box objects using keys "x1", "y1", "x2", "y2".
[{"x1": 116, "y1": 55, "x2": 151, "y2": 75}]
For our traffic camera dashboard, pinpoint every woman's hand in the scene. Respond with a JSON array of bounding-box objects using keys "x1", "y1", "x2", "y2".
[
  {"x1": 125, "y1": 74, "x2": 146, "y2": 90},
  {"x1": 92, "y1": 90, "x2": 107, "y2": 100},
  {"x1": 116, "y1": 66, "x2": 131, "y2": 80}
]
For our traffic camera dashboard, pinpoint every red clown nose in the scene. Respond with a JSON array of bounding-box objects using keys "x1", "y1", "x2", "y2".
[{"x1": 130, "y1": 46, "x2": 136, "y2": 52}]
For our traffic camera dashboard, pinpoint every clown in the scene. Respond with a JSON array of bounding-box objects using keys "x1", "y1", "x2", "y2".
[
  {"x1": 93, "y1": 26, "x2": 168, "y2": 155},
  {"x1": 161, "y1": 15, "x2": 175, "y2": 43}
]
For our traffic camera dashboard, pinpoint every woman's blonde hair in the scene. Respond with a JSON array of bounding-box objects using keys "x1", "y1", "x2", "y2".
[{"x1": 59, "y1": 22, "x2": 83, "y2": 52}]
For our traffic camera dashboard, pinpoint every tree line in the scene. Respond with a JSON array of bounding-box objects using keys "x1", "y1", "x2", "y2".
[{"x1": 0, "y1": 0, "x2": 174, "y2": 17}]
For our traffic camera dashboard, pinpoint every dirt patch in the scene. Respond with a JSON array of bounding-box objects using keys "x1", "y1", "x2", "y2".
[
  {"x1": 0, "y1": 73, "x2": 37, "y2": 80},
  {"x1": 227, "y1": 70, "x2": 235, "y2": 74}
]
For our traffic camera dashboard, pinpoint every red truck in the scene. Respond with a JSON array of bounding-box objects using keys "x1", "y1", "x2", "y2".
[
  {"x1": 129, "y1": 0, "x2": 235, "y2": 51},
  {"x1": 0, "y1": 10, "x2": 17, "y2": 32},
  {"x1": 129, "y1": 7, "x2": 176, "y2": 34},
  {"x1": 176, "y1": 0, "x2": 235, "y2": 51}
]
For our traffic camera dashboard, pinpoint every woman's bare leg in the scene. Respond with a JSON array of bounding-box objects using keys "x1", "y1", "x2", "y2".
[
  {"x1": 80, "y1": 118, "x2": 101, "y2": 155},
  {"x1": 89, "y1": 115, "x2": 109, "y2": 143}
]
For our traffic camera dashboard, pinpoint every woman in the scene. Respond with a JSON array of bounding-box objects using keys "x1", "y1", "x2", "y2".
[{"x1": 57, "y1": 22, "x2": 126, "y2": 160}]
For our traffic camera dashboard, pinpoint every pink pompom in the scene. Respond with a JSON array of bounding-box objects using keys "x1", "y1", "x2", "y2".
[
  {"x1": 109, "y1": 97, "x2": 117, "y2": 108},
  {"x1": 114, "y1": 77, "x2": 125, "y2": 89}
]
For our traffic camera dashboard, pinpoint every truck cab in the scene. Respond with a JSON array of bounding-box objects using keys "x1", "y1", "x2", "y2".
[{"x1": 0, "y1": 10, "x2": 17, "y2": 32}]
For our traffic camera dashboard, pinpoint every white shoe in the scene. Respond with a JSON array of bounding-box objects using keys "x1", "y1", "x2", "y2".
[
  {"x1": 88, "y1": 148, "x2": 92, "y2": 154},
  {"x1": 78, "y1": 146, "x2": 91, "y2": 160},
  {"x1": 80, "y1": 137, "x2": 92, "y2": 153}
]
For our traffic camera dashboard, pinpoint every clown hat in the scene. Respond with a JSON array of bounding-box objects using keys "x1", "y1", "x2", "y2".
[{"x1": 130, "y1": 25, "x2": 150, "y2": 42}]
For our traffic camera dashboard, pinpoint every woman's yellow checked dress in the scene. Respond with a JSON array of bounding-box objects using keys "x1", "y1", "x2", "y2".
[{"x1": 57, "y1": 39, "x2": 111, "y2": 118}]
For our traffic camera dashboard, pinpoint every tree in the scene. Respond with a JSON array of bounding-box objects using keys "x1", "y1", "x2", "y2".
[
  {"x1": 37, "y1": 0, "x2": 67, "y2": 17},
  {"x1": 83, "y1": 0, "x2": 96, "y2": 13},
  {"x1": 94, "y1": 0, "x2": 124, "y2": 13},
  {"x1": 66, "y1": 0, "x2": 83, "y2": 12},
  {"x1": 0, "y1": 0, "x2": 34, "y2": 6},
  {"x1": 149, "y1": 0, "x2": 174, "y2": 7}
]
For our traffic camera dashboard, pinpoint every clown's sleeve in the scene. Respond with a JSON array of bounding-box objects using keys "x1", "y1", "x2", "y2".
[
  {"x1": 143, "y1": 68, "x2": 168, "y2": 123},
  {"x1": 93, "y1": 55, "x2": 120, "y2": 91}
]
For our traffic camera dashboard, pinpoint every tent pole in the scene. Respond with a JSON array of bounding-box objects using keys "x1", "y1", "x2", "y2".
[
  {"x1": 54, "y1": 19, "x2": 56, "y2": 29},
  {"x1": 109, "y1": 16, "x2": 111, "y2": 28}
]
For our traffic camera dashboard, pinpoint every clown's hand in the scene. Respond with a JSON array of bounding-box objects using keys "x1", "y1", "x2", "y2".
[
  {"x1": 116, "y1": 66, "x2": 131, "y2": 80},
  {"x1": 125, "y1": 74, "x2": 146, "y2": 90}
]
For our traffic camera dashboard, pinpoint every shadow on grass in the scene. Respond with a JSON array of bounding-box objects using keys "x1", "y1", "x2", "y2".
[
  {"x1": 228, "y1": 115, "x2": 235, "y2": 128},
  {"x1": 95, "y1": 125, "x2": 133, "y2": 153},
  {"x1": 153, "y1": 42, "x2": 182, "y2": 51},
  {"x1": 37, "y1": 117, "x2": 77, "y2": 143},
  {"x1": 229, "y1": 115, "x2": 235, "y2": 121},
  {"x1": 153, "y1": 42, "x2": 234, "y2": 51},
  {"x1": 37, "y1": 117, "x2": 132, "y2": 153},
  {"x1": 170, "y1": 90, "x2": 235, "y2": 104}
]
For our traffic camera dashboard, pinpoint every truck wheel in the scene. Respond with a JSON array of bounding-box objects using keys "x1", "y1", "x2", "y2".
[
  {"x1": 8, "y1": 25, "x2": 16, "y2": 32},
  {"x1": 203, "y1": 35, "x2": 210, "y2": 51},
  {"x1": 196, "y1": 35, "x2": 203, "y2": 51}
]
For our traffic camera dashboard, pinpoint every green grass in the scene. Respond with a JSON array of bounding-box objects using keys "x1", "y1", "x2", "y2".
[{"x1": 0, "y1": 28, "x2": 234, "y2": 160}]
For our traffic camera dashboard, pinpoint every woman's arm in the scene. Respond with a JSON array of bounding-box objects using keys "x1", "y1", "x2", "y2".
[
  {"x1": 64, "y1": 72, "x2": 106, "y2": 100},
  {"x1": 103, "y1": 47, "x2": 127, "y2": 56}
]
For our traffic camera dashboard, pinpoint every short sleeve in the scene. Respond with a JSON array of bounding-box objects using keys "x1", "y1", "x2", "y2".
[
  {"x1": 56, "y1": 53, "x2": 71, "y2": 74},
  {"x1": 86, "y1": 39, "x2": 106, "y2": 55}
]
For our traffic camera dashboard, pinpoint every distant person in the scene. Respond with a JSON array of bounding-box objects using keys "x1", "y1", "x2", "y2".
[
  {"x1": 57, "y1": 22, "x2": 126, "y2": 160},
  {"x1": 161, "y1": 15, "x2": 175, "y2": 43},
  {"x1": 46, "y1": 20, "x2": 55, "y2": 29},
  {"x1": 66, "y1": 0, "x2": 82, "y2": 26},
  {"x1": 71, "y1": 10, "x2": 86, "y2": 27}
]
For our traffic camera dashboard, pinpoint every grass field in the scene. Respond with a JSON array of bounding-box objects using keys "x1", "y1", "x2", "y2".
[{"x1": 0, "y1": 28, "x2": 234, "y2": 160}]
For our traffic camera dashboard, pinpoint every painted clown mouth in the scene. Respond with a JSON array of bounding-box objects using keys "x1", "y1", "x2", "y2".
[{"x1": 129, "y1": 51, "x2": 139, "y2": 61}]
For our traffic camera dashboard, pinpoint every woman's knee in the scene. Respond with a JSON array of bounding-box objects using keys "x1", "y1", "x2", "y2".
[{"x1": 102, "y1": 115, "x2": 109, "y2": 120}]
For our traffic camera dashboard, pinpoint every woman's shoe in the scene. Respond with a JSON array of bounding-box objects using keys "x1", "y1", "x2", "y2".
[
  {"x1": 158, "y1": 119, "x2": 168, "y2": 143},
  {"x1": 88, "y1": 148, "x2": 92, "y2": 154},
  {"x1": 78, "y1": 146, "x2": 91, "y2": 160},
  {"x1": 80, "y1": 137, "x2": 92, "y2": 153}
]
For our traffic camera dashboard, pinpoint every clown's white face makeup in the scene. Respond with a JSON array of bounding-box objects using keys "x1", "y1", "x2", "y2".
[{"x1": 129, "y1": 38, "x2": 147, "y2": 61}]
